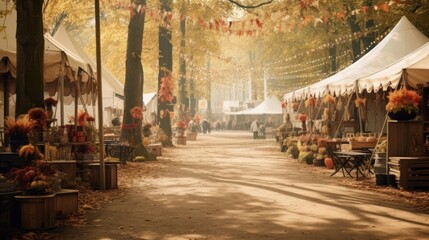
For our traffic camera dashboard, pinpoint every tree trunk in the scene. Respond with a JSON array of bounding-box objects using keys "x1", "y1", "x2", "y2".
[
  {"x1": 15, "y1": 0, "x2": 44, "y2": 117},
  {"x1": 121, "y1": 1, "x2": 146, "y2": 146},
  {"x1": 158, "y1": 0, "x2": 173, "y2": 145},
  {"x1": 189, "y1": 55, "x2": 196, "y2": 116},
  {"x1": 362, "y1": 0, "x2": 375, "y2": 53},
  {"x1": 346, "y1": 14, "x2": 362, "y2": 62},
  {"x1": 178, "y1": 13, "x2": 187, "y2": 116}
]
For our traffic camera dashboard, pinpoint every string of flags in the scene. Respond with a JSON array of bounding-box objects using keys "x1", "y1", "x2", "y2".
[{"x1": 118, "y1": 0, "x2": 410, "y2": 37}]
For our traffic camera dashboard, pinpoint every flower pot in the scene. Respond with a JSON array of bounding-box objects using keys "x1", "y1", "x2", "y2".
[
  {"x1": 388, "y1": 109, "x2": 417, "y2": 121},
  {"x1": 15, "y1": 194, "x2": 56, "y2": 230}
]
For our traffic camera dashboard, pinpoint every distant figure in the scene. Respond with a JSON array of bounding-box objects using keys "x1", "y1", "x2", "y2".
[
  {"x1": 250, "y1": 119, "x2": 259, "y2": 139},
  {"x1": 202, "y1": 119, "x2": 210, "y2": 134}
]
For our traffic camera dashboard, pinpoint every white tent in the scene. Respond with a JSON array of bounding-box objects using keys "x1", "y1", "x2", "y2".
[
  {"x1": 228, "y1": 96, "x2": 283, "y2": 115},
  {"x1": 358, "y1": 41, "x2": 429, "y2": 91},
  {"x1": 53, "y1": 25, "x2": 124, "y2": 102},
  {"x1": 52, "y1": 25, "x2": 125, "y2": 126},
  {"x1": 284, "y1": 16, "x2": 429, "y2": 102},
  {"x1": 0, "y1": 7, "x2": 94, "y2": 125},
  {"x1": 143, "y1": 92, "x2": 157, "y2": 123}
]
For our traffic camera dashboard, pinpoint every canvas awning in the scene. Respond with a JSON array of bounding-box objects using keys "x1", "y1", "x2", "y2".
[
  {"x1": 227, "y1": 96, "x2": 283, "y2": 115},
  {"x1": 358, "y1": 42, "x2": 429, "y2": 91},
  {"x1": 284, "y1": 16, "x2": 429, "y2": 102}
]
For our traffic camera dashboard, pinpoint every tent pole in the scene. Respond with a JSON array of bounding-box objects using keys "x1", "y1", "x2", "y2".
[
  {"x1": 355, "y1": 83, "x2": 364, "y2": 134},
  {"x1": 95, "y1": 0, "x2": 105, "y2": 191},
  {"x1": 60, "y1": 53, "x2": 65, "y2": 126},
  {"x1": 333, "y1": 92, "x2": 353, "y2": 139}
]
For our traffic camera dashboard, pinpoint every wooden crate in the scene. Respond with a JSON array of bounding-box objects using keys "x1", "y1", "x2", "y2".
[
  {"x1": 349, "y1": 141, "x2": 377, "y2": 150},
  {"x1": 147, "y1": 143, "x2": 163, "y2": 156},
  {"x1": 55, "y1": 189, "x2": 78, "y2": 219},
  {"x1": 88, "y1": 163, "x2": 118, "y2": 189},
  {"x1": 186, "y1": 132, "x2": 197, "y2": 141},
  {"x1": 175, "y1": 136, "x2": 186, "y2": 145},
  {"x1": 388, "y1": 157, "x2": 429, "y2": 188}
]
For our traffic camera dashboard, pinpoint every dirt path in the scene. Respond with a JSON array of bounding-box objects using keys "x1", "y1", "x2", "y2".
[{"x1": 54, "y1": 131, "x2": 429, "y2": 240}]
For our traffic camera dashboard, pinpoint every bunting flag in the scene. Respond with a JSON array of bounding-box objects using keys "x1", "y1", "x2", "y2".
[{"x1": 117, "y1": 0, "x2": 410, "y2": 37}]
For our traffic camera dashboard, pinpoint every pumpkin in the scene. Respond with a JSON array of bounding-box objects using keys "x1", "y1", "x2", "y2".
[{"x1": 324, "y1": 157, "x2": 334, "y2": 169}]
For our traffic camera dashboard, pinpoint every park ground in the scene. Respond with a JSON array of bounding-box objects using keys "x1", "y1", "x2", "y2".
[{"x1": 11, "y1": 131, "x2": 429, "y2": 240}]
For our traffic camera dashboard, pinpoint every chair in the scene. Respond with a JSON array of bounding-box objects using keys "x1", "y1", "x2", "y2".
[{"x1": 326, "y1": 143, "x2": 353, "y2": 178}]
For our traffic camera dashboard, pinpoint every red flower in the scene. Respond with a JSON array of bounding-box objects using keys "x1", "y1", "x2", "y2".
[
  {"x1": 176, "y1": 121, "x2": 187, "y2": 129},
  {"x1": 298, "y1": 113, "x2": 307, "y2": 122},
  {"x1": 130, "y1": 106, "x2": 143, "y2": 120},
  {"x1": 78, "y1": 111, "x2": 89, "y2": 126}
]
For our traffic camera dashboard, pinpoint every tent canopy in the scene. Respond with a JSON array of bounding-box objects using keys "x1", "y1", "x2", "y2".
[
  {"x1": 0, "y1": 8, "x2": 95, "y2": 101},
  {"x1": 228, "y1": 96, "x2": 283, "y2": 115},
  {"x1": 53, "y1": 25, "x2": 124, "y2": 96},
  {"x1": 358, "y1": 42, "x2": 429, "y2": 91},
  {"x1": 143, "y1": 92, "x2": 157, "y2": 123},
  {"x1": 284, "y1": 16, "x2": 429, "y2": 102}
]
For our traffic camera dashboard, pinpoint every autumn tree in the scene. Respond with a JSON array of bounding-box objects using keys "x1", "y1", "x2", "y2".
[
  {"x1": 158, "y1": 0, "x2": 174, "y2": 146},
  {"x1": 15, "y1": 0, "x2": 44, "y2": 116},
  {"x1": 121, "y1": 0, "x2": 146, "y2": 146}
]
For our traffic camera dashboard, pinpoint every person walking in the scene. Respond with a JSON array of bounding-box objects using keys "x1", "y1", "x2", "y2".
[{"x1": 250, "y1": 119, "x2": 259, "y2": 139}]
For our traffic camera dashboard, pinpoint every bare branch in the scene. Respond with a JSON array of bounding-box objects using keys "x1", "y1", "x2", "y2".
[{"x1": 227, "y1": 0, "x2": 273, "y2": 9}]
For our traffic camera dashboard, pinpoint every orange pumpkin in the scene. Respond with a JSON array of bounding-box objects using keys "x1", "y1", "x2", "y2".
[{"x1": 324, "y1": 157, "x2": 334, "y2": 169}]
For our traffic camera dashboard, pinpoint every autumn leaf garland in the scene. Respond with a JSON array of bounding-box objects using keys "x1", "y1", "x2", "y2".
[{"x1": 158, "y1": 74, "x2": 174, "y2": 103}]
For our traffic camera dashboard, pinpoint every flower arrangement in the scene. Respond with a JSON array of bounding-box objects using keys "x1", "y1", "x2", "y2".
[
  {"x1": 298, "y1": 113, "x2": 307, "y2": 122},
  {"x1": 28, "y1": 108, "x2": 48, "y2": 131},
  {"x1": 77, "y1": 110, "x2": 89, "y2": 126},
  {"x1": 5, "y1": 115, "x2": 33, "y2": 139},
  {"x1": 354, "y1": 97, "x2": 366, "y2": 107},
  {"x1": 7, "y1": 160, "x2": 59, "y2": 194},
  {"x1": 323, "y1": 94, "x2": 335, "y2": 104},
  {"x1": 176, "y1": 121, "x2": 187, "y2": 130},
  {"x1": 6, "y1": 143, "x2": 60, "y2": 194},
  {"x1": 130, "y1": 106, "x2": 143, "y2": 120},
  {"x1": 385, "y1": 88, "x2": 421, "y2": 114},
  {"x1": 158, "y1": 74, "x2": 175, "y2": 103},
  {"x1": 305, "y1": 97, "x2": 316, "y2": 108}
]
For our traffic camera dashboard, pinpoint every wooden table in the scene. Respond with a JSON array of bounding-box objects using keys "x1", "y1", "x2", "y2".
[{"x1": 335, "y1": 151, "x2": 372, "y2": 180}]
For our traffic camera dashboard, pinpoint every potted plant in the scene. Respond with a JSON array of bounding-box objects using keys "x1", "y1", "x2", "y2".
[
  {"x1": 385, "y1": 88, "x2": 421, "y2": 121},
  {"x1": 298, "y1": 113, "x2": 307, "y2": 132},
  {"x1": 175, "y1": 121, "x2": 187, "y2": 136},
  {"x1": 6, "y1": 144, "x2": 60, "y2": 230},
  {"x1": 27, "y1": 108, "x2": 49, "y2": 142},
  {"x1": 7, "y1": 144, "x2": 59, "y2": 194},
  {"x1": 5, "y1": 115, "x2": 33, "y2": 152}
]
